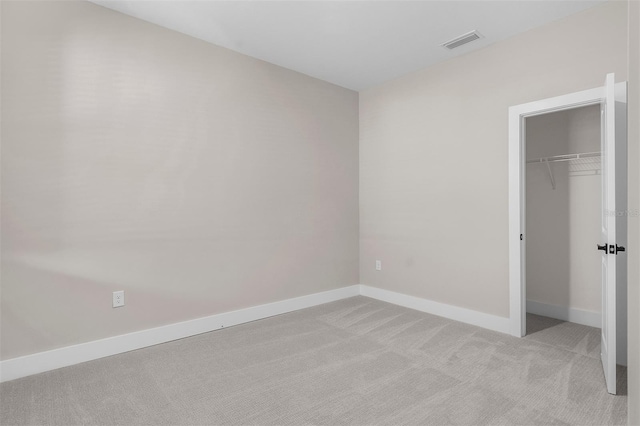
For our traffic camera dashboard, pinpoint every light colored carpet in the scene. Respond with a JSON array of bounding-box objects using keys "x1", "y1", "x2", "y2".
[{"x1": 0, "y1": 296, "x2": 627, "y2": 425}]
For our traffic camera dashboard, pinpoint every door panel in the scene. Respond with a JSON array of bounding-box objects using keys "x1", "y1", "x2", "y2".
[{"x1": 600, "y1": 73, "x2": 616, "y2": 395}]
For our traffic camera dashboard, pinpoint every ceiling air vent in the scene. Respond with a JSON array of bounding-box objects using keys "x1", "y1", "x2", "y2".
[{"x1": 442, "y1": 31, "x2": 482, "y2": 50}]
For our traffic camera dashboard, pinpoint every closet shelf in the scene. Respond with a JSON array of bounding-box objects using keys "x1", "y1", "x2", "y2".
[
  {"x1": 527, "y1": 152, "x2": 601, "y2": 190},
  {"x1": 526, "y1": 151, "x2": 600, "y2": 164}
]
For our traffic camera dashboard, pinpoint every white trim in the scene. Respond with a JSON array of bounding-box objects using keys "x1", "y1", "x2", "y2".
[
  {"x1": 508, "y1": 85, "x2": 606, "y2": 338},
  {"x1": 0, "y1": 285, "x2": 360, "y2": 383},
  {"x1": 359, "y1": 285, "x2": 511, "y2": 334},
  {"x1": 526, "y1": 300, "x2": 601, "y2": 328},
  {"x1": 9, "y1": 282, "x2": 615, "y2": 383}
]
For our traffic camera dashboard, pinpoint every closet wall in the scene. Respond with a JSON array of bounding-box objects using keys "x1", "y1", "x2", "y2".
[
  {"x1": 526, "y1": 105, "x2": 601, "y2": 318},
  {"x1": 359, "y1": 1, "x2": 627, "y2": 318}
]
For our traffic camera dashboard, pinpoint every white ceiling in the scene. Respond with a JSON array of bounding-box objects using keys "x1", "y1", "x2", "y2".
[{"x1": 90, "y1": 0, "x2": 605, "y2": 91}]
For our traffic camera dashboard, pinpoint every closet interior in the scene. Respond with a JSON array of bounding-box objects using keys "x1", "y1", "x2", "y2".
[{"x1": 525, "y1": 104, "x2": 602, "y2": 331}]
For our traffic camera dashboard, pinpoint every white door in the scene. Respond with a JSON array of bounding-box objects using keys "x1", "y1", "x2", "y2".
[{"x1": 600, "y1": 72, "x2": 620, "y2": 395}]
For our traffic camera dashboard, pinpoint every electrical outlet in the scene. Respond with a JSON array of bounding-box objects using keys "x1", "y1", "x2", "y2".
[
  {"x1": 112, "y1": 290, "x2": 125, "y2": 308},
  {"x1": 375, "y1": 260, "x2": 382, "y2": 271}
]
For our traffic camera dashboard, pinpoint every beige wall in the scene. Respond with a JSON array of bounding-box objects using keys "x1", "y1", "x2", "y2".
[
  {"x1": 627, "y1": 0, "x2": 639, "y2": 424},
  {"x1": 526, "y1": 106, "x2": 601, "y2": 315},
  {"x1": 0, "y1": 1, "x2": 359, "y2": 360},
  {"x1": 359, "y1": 1, "x2": 628, "y2": 318}
]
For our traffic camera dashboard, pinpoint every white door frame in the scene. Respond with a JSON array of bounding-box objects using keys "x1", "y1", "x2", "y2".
[{"x1": 508, "y1": 86, "x2": 605, "y2": 338}]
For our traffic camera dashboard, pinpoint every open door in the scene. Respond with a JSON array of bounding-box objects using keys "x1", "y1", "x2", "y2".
[
  {"x1": 510, "y1": 73, "x2": 627, "y2": 394},
  {"x1": 599, "y1": 72, "x2": 625, "y2": 395}
]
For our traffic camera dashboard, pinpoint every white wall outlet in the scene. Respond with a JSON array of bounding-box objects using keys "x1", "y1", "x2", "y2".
[
  {"x1": 112, "y1": 290, "x2": 125, "y2": 308},
  {"x1": 375, "y1": 260, "x2": 382, "y2": 271}
]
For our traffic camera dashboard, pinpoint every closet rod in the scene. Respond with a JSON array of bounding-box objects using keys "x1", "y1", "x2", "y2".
[{"x1": 526, "y1": 151, "x2": 600, "y2": 164}]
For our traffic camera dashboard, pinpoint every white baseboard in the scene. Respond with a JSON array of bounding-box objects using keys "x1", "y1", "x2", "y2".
[
  {"x1": 0, "y1": 284, "x2": 521, "y2": 383},
  {"x1": 359, "y1": 285, "x2": 511, "y2": 334},
  {"x1": 526, "y1": 299, "x2": 600, "y2": 328},
  {"x1": 0, "y1": 285, "x2": 360, "y2": 383}
]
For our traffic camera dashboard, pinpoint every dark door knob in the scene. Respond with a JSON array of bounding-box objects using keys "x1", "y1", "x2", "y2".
[
  {"x1": 597, "y1": 244, "x2": 607, "y2": 252},
  {"x1": 616, "y1": 245, "x2": 626, "y2": 254}
]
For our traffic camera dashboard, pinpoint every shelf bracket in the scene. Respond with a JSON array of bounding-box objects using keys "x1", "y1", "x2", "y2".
[{"x1": 545, "y1": 158, "x2": 556, "y2": 190}]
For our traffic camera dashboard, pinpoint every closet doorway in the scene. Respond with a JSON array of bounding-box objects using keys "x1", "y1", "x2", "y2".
[
  {"x1": 526, "y1": 104, "x2": 602, "y2": 331},
  {"x1": 508, "y1": 74, "x2": 627, "y2": 395}
]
